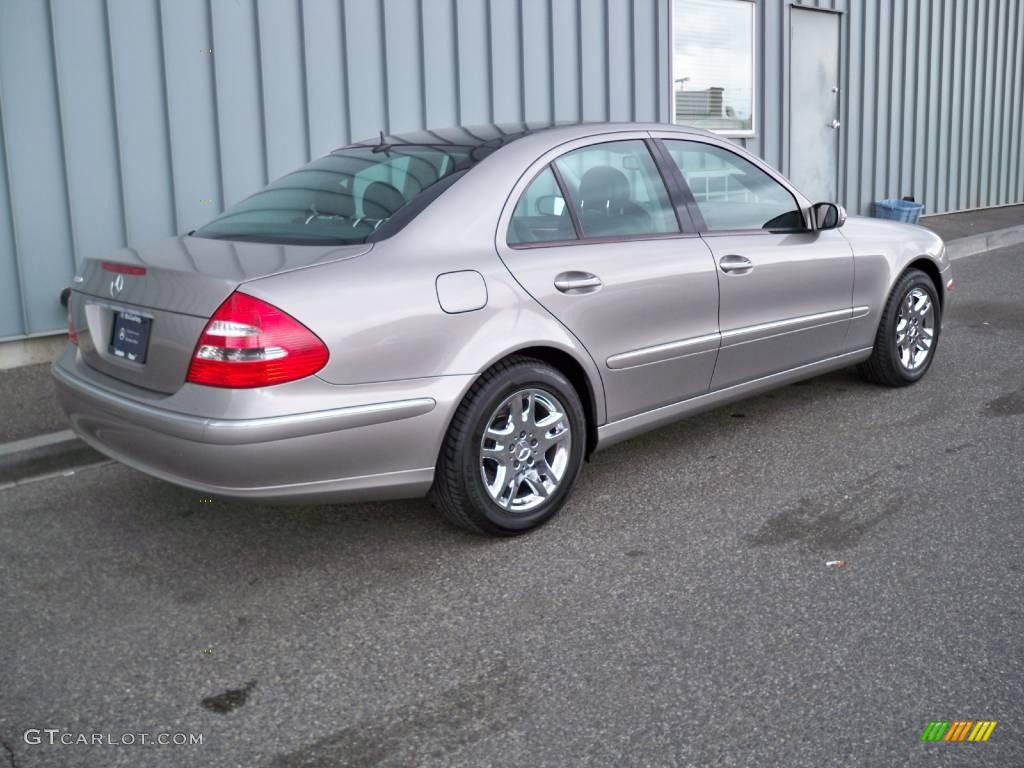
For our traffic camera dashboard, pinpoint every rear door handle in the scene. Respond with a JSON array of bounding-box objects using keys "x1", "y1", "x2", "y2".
[
  {"x1": 554, "y1": 271, "x2": 603, "y2": 294},
  {"x1": 719, "y1": 255, "x2": 753, "y2": 274}
]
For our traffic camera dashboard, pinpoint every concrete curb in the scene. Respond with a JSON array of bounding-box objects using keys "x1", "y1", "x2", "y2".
[
  {"x1": 0, "y1": 334, "x2": 67, "y2": 371},
  {"x1": 0, "y1": 429, "x2": 76, "y2": 457},
  {"x1": 0, "y1": 430, "x2": 110, "y2": 490},
  {"x1": 944, "y1": 223, "x2": 1024, "y2": 260}
]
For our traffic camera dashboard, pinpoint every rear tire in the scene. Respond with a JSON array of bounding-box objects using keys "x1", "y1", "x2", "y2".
[
  {"x1": 858, "y1": 268, "x2": 941, "y2": 387},
  {"x1": 431, "y1": 356, "x2": 586, "y2": 536}
]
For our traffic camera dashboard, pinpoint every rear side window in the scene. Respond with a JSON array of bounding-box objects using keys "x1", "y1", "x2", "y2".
[
  {"x1": 508, "y1": 167, "x2": 576, "y2": 245},
  {"x1": 554, "y1": 140, "x2": 679, "y2": 238},
  {"x1": 195, "y1": 145, "x2": 474, "y2": 245},
  {"x1": 664, "y1": 140, "x2": 804, "y2": 231}
]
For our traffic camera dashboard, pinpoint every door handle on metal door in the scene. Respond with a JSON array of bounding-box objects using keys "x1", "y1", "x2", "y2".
[
  {"x1": 554, "y1": 271, "x2": 603, "y2": 294},
  {"x1": 718, "y1": 255, "x2": 753, "y2": 274}
]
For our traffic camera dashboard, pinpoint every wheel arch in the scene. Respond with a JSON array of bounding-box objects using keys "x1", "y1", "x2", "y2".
[
  {"x1": 505, "y1": 345, "x2": 601, "y2": 459},
  {"x1": 905, "y1": 256, "x2": 945, "y2": 310},
  {"x1": 444, "y1": 345, "x2": 604, "y2": 461}
]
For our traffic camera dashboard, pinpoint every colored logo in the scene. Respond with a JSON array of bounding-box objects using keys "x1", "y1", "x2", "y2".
[{"x1": 921, "y1": 720, "x2": 997, "y2": 742}]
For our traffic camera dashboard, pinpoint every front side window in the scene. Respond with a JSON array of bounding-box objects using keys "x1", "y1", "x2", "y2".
[
  {"x1": 554, "y1": 140, "x2": 679, "y2": 239},
  {"x1": 665, "y1": 141, "x2": 804, "y2": 231},
  {"x1": 508, "y1": 166, "x2": 575, "y2": 245},
  {"x1": 195, "y1": 145, "x2": 474, "y2": 244},
  {"x1": 672, "y1": 0, "x2": 755, "y2": 136}
]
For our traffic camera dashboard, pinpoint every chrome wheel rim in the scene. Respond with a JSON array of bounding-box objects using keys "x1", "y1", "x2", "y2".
[
  {"x1": 895, "y1": 287, "x2": 936, "y2": 371},
  {"x1": 479, "y1": 388, "x2": 572, "y2": 513}
]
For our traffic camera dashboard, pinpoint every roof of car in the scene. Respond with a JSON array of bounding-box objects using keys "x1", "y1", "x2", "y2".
[{"x1": 344, "y1": 121, "x2": 718, "y2": 152}]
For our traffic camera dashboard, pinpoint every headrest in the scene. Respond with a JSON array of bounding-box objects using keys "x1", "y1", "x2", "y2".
[
  {"x1": 578, "y1": 166, "x2": 631, "y2": 210},
  {"x1": 313, "y1": 188, "x2": 354, "y2": 218},
  {"x1": 363, "y1": 181, "x2": 405, "y2": 218}
]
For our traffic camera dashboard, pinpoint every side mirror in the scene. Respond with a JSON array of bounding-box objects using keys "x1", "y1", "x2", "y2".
[
  {"x1": 812, "y1": 201, "x2": 847, "y2": 230},
  {"x1": 536, "y1": 194, "x2": 566, "y2": 216}
]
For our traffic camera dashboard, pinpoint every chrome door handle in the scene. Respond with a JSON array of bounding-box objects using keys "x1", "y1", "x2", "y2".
[
  {"x1": 554, "y1": 271, "x2": 603, "y2": 294},
  {"x1": 718, "y1": 255, "x2": 753, "y2": 274},
  {"x1": 829, "y1": 119, "x2": 841, "y2": 129}
]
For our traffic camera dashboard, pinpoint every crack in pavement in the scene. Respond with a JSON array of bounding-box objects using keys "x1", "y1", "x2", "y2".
[{"x1": 0, "y1": 735, "x2": 19, "y2": 768}]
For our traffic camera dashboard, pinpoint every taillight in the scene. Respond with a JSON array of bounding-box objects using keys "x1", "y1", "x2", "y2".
[
  {"x1": 186, "y1": 292, "x2": 328, "y2": 388},
  {"x1": 67, "y1": 293, "x2": 79, "y2": 346}
]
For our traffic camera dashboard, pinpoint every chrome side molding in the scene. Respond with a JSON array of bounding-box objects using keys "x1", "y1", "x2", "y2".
[{"x1": 596, "y1": 347, "x2": 873, "y2": 450}]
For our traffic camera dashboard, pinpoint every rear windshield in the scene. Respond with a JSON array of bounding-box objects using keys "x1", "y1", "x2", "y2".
[{"x1": 194, "y1": 145, "x2": 476, "y2": 244}]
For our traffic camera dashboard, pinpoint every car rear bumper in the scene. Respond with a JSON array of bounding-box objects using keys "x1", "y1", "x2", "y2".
[{"x1": 52, "y1": 346, "x2": 473, "y2": 503}]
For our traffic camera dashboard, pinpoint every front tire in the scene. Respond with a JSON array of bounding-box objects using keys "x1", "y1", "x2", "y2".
[
  {"x1": 431, "y1": 356, "x2": 586, "y2": 536},
  {"x1": 858, "y1": 268, "x2": 941, "y2": 387}
]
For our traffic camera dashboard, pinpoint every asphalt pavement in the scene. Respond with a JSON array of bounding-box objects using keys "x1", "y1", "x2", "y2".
[
  {"x1": 0, "y1": 363, "x2": 69, "y2": 445},
  {"x1": 922, "y1": 203, "x2": 1023, "y2": 241},
  {"x1": 1, "y1": 245, "x2": 1022, "y2": 768}
]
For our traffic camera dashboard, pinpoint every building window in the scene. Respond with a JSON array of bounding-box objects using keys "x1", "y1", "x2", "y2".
[{"x1": 672, "y1": 0, "x2": 756, "y2": 137}]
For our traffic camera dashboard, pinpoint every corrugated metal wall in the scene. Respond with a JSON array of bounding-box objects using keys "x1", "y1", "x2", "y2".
[
  {"x1": 838, "y1": 0, "x2": 1024, "y2": 217},
  {"x1": 0, "y1": 0, "x2": 671, "y2": 340},
  {"x1": 1, "y1": 0, "x2": 1022, "y2": 341},
  {"x1": 746, "y1": 0, "x2": 1024, "y2": 219}
]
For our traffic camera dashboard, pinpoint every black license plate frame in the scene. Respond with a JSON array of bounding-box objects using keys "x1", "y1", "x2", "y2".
[{"x1": 109, "y1": 309, "x2": 152, "y2": 365}]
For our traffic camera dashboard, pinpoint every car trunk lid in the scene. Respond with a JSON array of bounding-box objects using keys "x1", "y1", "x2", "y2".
[{"x1": 71, "y1": 235, "x2": 371, "y2": 393}]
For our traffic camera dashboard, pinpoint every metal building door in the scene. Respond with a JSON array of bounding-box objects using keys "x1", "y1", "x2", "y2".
[{"x1": 789, "y1": 8, "x2": 840, "y2": 203}]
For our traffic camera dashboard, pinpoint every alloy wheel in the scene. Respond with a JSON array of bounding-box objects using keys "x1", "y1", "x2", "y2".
[
  {"x1": 479, "y1": 388, "x2": 572, "y2": 512},
  {"x1": 895, "y1": 286, "x2": 936, "y2": 371}
]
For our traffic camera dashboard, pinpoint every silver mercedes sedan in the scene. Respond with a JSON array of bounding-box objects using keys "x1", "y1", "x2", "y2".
[{"x1": 54, "y1": 122, "x2": 953, "y2": 535}]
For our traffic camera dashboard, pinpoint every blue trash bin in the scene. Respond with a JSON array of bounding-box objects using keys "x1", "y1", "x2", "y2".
[{"x1": 873, "y1": 198, "x2": 924, "y2": 224}]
